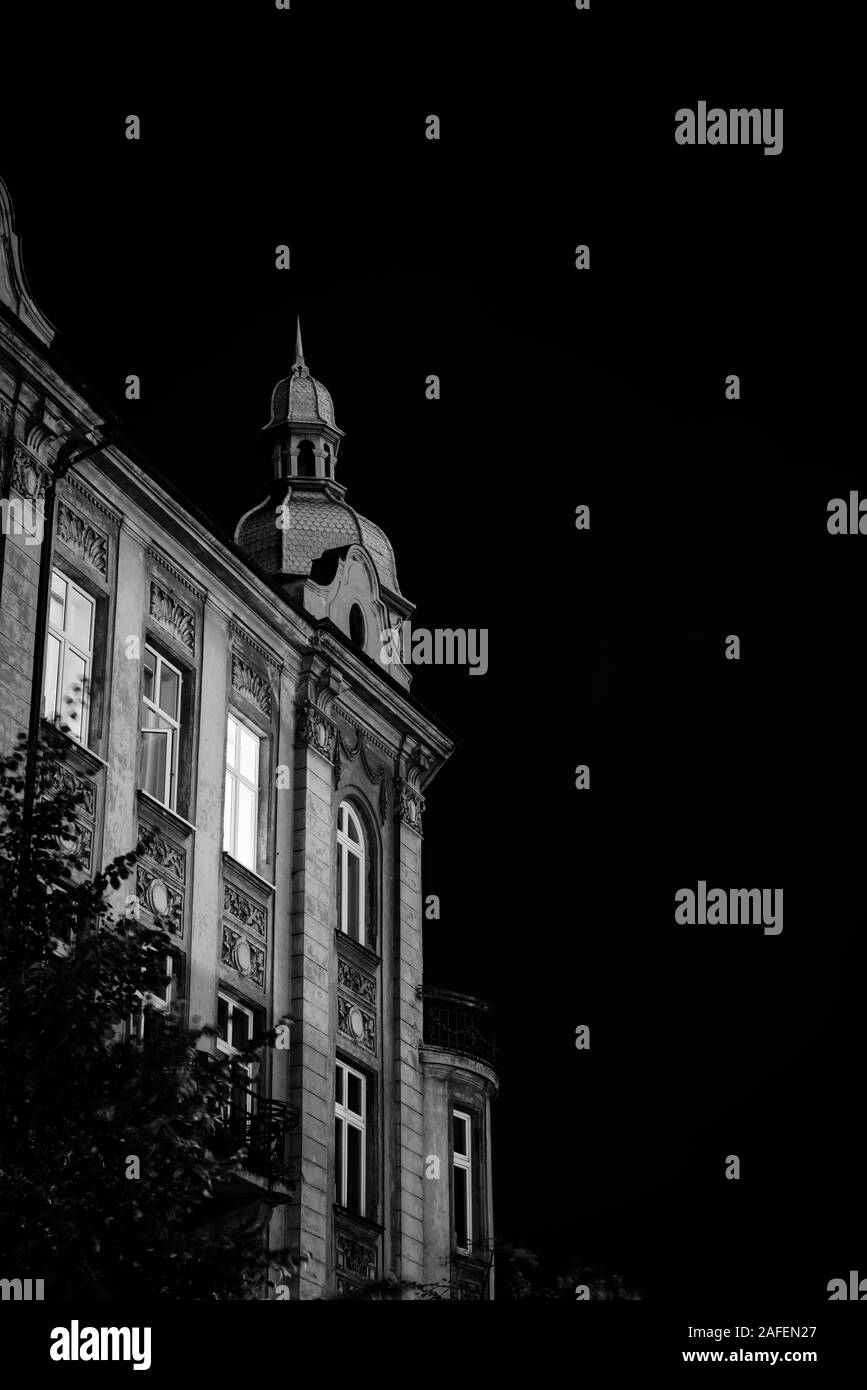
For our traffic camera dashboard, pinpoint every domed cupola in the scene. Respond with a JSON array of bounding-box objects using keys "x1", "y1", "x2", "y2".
[
  {"x1": 234, "y1": 323, "x2": 414, "y2": 682},
  {"x1": 264, "y1": 320, "x2": 344, "y2": 482}
]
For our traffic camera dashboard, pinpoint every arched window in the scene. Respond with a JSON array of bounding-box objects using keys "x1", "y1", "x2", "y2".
[
  {"x1": 337, "y1": 801, "x2": 366, "y2": 944},
  {"x1": 297, "y1": 440, "x2": 315, "y2": 477}
]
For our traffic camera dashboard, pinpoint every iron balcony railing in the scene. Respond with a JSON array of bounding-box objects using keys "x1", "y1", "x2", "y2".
[
  {"x1": 421, "y1": 987, "x2": 497, "y2": 1068},
  {"x1": 194, "y1": 1053, "x2": 300, "y2": 1187},
  {"x1": 216, "y1": 1084, "x2": 300, "y2": 1186}
]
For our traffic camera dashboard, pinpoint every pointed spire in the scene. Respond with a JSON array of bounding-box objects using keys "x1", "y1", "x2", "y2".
[{"x1": 294, "y1": 316, "x2": 305, "y2": 369}]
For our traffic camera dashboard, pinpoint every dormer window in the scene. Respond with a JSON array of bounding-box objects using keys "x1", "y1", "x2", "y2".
[
  {"x1": 297, "y1": 440, "x2": 315, "y2": 478},
  {"x1": 349, "y1": 604, "x2": 366, "y2": 650}
]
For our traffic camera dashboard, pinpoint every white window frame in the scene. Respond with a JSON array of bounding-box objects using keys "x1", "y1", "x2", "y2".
[
  {"x1": 44, "y1": 568, "x2": 94, "y2": 744},
  {"x1": 223, "y1": 712, "x2": 261, "y2": 871},
  {"x1": 130, "y1": 952, "x2": 175, "y2": 1042},
  {"x1": 140, "y1": 644, "x2": 183, "y2": 810},
  {"x1": 453, "y1": 1108, "x2": 473, "y2": 1254},
  {"x1": 335, "y1": 1058, "x2": 366, "y2": 1214},
  {"x1": 216, "y1": 991, "x2": 256, "y2": 1115},
  {"x1": 336, "y1": 801, "x2": 366, "y2": 945}
]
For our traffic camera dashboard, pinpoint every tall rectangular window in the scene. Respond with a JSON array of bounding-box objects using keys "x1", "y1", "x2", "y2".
[
  {"x1": 335, "y1": 1059, "x2": 366, "y2": 1215},
  {"x1": 224, "y1": 713, "x2": 260, "y2": 871},
  {"x1": 336, "y1": 802, "x2": 365, "y2": 945},
  {"x1": 130, "y1": 952, "x2": 176, "y2": 1042},
  {"x1": 43, "y1": 568, "x2": 94, "y2": 744},
  {"x1": 453, "y1": 1109, "x2": 472, "y2": 1254},
  {"x1": 217, "y1": 991, "x2": 256, "y2": 1123},
  {"x1": 140, "y1": 645, "x2": 182, "y2": 810}
]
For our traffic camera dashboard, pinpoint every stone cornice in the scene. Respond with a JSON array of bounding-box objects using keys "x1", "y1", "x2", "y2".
[
  {"x1": 332, "y1": 703, "x2": 395, "y2": 762},
  {"x1": 64, "y1": 471, "x2": 123, "y2": 525},
  {"x1": 228, "y1": 618, "x2": 283, "y2": 672},
  {"x1": 147, "y1": 543, "x2": 207, "y2": 602}
]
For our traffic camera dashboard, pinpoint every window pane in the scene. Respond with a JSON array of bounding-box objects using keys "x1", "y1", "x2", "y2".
[
  {"x1": 50, "y1": 572, "x2": 66, "y2": 631},
  {"x1": 217, "y1": 995, "x2": 229, "y2": 1042},
  {"x1": 236, "y1": 781, "x2": 257, "y2": 868},
  {"x1": 338, "y1": 805, "x2": 346, "y2": 835},
  {"x1": 233, "y1": 1006, "x2": 252, "y2": 1050},
  {"x1": 347, "y1": 1071, "x2": 362, "y2": 1117},
  {"x1": 335, "y1": 1117, "x2": 344, "y2": 1205},
  {"x1": 158, "y1": 956, "x2": 173, "y2": 1006},
  {"x1": 67, "y1": 584, "x2": 93, "y2": 651},
  {"x1": 335, "y1": 1063, "x2": 344, "y2": 1106},
  {"x1": 143, "y1": 648, "x2": 156, "y2": 702},
  {"x1": 454, "y1": 1167, "x2": 469, "y2": 1248},
  {"x1": 239, "y1": 725, "x2": 258, "y2": 784},
  {"x1": 346, "y1": 811, "x2": 360, "y2": 845},
  {"x1": 347, "y1": 853, "x2": 360, "y2": 941},
  {"x1": 454, "y1": 1114, "x2": 468, "y2": 1157},
  {"x1": 347, "y1": 1124, "x2": 363, "y2": 1213},
  {"x1": 226, "y1": 715, "x2": 237, "y2": 770},
  {"x1": 158, "y1": 662, "x2": 180, "y2": 719},
  {"x1": 61, "y1": 648, "x2": 86, "y2": 733},
  {"x1": 223, "y1": 771, "x2": 235, "y2": 852},
  {"x1": 44, "y1": 634, "x2": 61, "y2": 719},
  {"x1": 141, "y1": 728, "x2": 168, "y2": 801}
]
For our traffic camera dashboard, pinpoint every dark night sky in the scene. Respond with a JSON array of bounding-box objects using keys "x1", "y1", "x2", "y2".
[{"x1": 3, "y1": 12, "x2": 861, "y2": 1302}]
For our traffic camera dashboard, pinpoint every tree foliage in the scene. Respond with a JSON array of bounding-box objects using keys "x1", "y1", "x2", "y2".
[{"x1": 0, "y1": 730, "x2": 288, "y2": 1299}]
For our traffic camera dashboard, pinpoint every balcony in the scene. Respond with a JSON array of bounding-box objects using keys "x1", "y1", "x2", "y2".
[
  {"x1": 421, "y1": 988, "x2": 496, "y2": 1068},
  {"x1": 196, "y1": 1054, "x2": 299, "y2": 1191},
  {"x1": 216, "y1": 1086, "x2": 300, "y2": 1187}
]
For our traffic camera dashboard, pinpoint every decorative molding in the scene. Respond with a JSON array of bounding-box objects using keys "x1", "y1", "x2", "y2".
[
  {"x1": 223, "y1": 882, "x2": 267, "y2": 938},
  {"x1": 231, "y1": 654, "x2": 273, "y2": 719},
  {"x1": 149, "y1": 581, "x2": 195, "y2": 652},
  {"x1": 136, "y1": 865, "x2": 183, "y2": 935},
  {"x1": 297, "y1": 700, "x2": 336, "y2": 764},
  {"x1": 56, "y1": 502, "x2": 108, "y2": 576},
  {"x1": 137, "y1": 823, "x2": 186, "y2": 883},
  {"x1": 396, "y1": 778, "x2": 424, "y2": 837},
  {"x1": 66, "y1": 473, "x2": 123, "y2": 524},
  {"x1": 221, "y1": 924, "x2": 266, "y2": 988},
  {"x1": 337, "y1": 956, "x2": 376, "y2": 1008},
  {"x1": 55, "y1": 821, "x2": 93, "y2": 871},
  {"x1": 333, "y1": 726, "x2": 390, "y2": 824},
  {"x1": 337, "y1": 995, "x2": 376, "y2": 1053},
  {"x1": 333, "y1": 703, "x2": 394, "y2": 760},
  {"x1": 45, "y1": 762, "x2": 95, "y2": 818},
  {"x1": 335, "y1": 1232, "x2": 377, "y2": 1282},
  {"x1": 147, "y1": 545, "x2": 206, "y2": 601},
  {"x1": 10, "y1": 443, "x2": 49, "y2": 501},
  {"x1": 228, "y1": 619, "x2": 282, "y2": 671}
]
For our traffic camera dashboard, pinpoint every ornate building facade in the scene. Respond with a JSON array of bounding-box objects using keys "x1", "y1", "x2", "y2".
[{"x1": 0, "y1": 176, "x2": 497, "y2": 1299}]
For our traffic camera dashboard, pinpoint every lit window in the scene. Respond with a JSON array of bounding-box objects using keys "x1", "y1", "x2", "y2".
[
  {"x1": 453, "y1": 1110, "x2": 472, "y2": 1254},
  {"x1": 336, "y1": 802, "x2": 365, "y2": 944},
  {"x1": 43, "y1": 569, "x2": 94, "y2": 743},
  {"x1": 224, "y1": 714, "x2": 261, "y2": 870},
  {"x1": 335, "y1": 1058, "x2": 366, "y2": 1214},
  {"x1": 140, "y1": 646, "x2": 182, "y2": 810}
]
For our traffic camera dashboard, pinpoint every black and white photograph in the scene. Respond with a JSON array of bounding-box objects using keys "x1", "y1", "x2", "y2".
[{"x1": 0, "y1": 2, "x2": 861, "y2": 1372}]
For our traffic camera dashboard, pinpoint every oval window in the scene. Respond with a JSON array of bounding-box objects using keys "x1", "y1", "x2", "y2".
[{"x1": 349, "y1": 604, "x2": 366, "y2": 649}]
